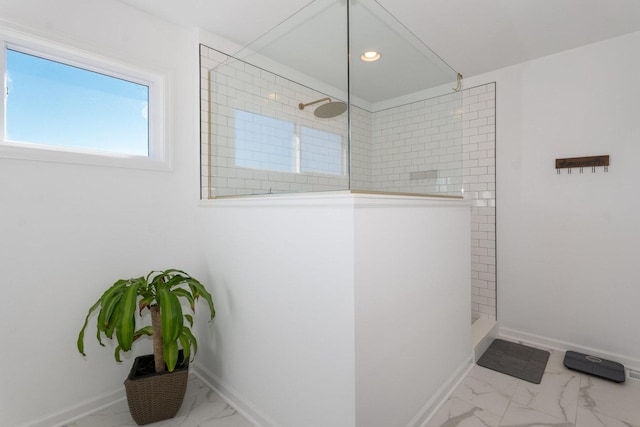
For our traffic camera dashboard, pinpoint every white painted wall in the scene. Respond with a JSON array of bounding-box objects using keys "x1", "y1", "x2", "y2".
[
  {"x1": 354, "y1": 197, "x2": 471, "y2": 427},
  {"x1": 464, "y1": 31, "x2": 640, "y2": 367},
  {"x1": 0, "y1": 1, "x2": 201, "y2": 426},
  {"x1": 0, "y1": 5, "x2": 472, "y2": 426},
  {"x1": 8, "y1": 1, "x2": 639, "y2": 426},
  {"x1": 195, "y1": 194, "x2": 471, "y2": 427},
  {"x1": 196, "y1": 195, "x2": 357, "y2": 427}
]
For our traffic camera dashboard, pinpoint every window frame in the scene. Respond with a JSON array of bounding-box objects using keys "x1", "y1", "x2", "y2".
[{"x1": 0, "y1": 28, "x2": 169, "y2": 171}]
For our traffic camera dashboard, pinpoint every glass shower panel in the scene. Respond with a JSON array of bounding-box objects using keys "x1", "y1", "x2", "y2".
[
  {"x1": 207, "y1": 0, "x2": 349, "y2": 197},
  {"x1": 203, "y1": 0, "x2": 464, "y2": 198},
  {"x1": 349, "y1": 0, "x2": 464, "y2": 196}
]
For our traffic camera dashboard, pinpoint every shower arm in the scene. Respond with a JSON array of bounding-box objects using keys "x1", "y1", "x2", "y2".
[{"x1": 298, "y1": 97, "x2": 332, "y2": 110}]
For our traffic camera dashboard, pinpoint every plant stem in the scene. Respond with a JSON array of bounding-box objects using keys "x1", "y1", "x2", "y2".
[{"x1": 150, "y1": 305, "x2": 165, "y2": 372}]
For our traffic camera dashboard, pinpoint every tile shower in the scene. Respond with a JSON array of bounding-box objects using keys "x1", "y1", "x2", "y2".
[
  {"x1": 199, "y1": 0, "x2": 496, "y2": 323},
  {"x1": 463, "y1": 83, "x2": 496, "y2": 321},
  {"x1": 200, "y1": 43, "x2": 495, "y2": 321},
  {"x1": 200, "y1": 47, "x2": 469, "y2": 198}
]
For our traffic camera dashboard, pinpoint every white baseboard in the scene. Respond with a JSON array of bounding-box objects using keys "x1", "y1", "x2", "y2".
[
  {"x1": 499, "y1": 327, "x2": 640, "y2": 374},
  {"x1": 21, "y1": 388, "x2": 124, "y2": 427},
  {"x1": 191, "y1": 362, "x2": 280, "y2": 427},
  {"x1": 407, "y1": 353, "x2": 474, "y2": 427}
]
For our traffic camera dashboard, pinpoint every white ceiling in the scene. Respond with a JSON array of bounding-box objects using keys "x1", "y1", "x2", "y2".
[
  {"x1": 120, "y1": 0, "x2": 640, "y2": 103},
  {"x1": 120, "y1": 0, "x2": 640, "y2": 76}
]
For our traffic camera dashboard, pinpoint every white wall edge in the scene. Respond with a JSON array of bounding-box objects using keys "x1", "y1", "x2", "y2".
[
  {"x1": 499, "y1": 327, "x2": 640, "y2": 374},
  {"x1": 192, "y1": 363, "x2": 280, "y2": 427},
  {"x1": 199, "y1": 192, "x2": 470, "y2": 209},
  {"x1": 407, "y1": 354, "x2": 474, "y2": 427},
  {"x1": 19, "y1": 387, "x2": 124, "y2": 427},
  {"x1": 472, "y1": 319, "x2": 499, "y2": 362}
]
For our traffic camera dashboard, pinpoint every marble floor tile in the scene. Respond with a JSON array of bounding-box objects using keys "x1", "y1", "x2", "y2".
[
  {"x1": 545, "y1": 350, "x2": 581, "y2": 377},
  {"x1": 65, "y1": 347, "x2": 640, "y2": 427},
  {"x1": 501, "y1": 401, "x2": 574, "y2": 427},
  {"x1": 575, "y1": 406, "x2": 638, "y2": 427},
  {"x1": 453, "y1": 365, "x2": 520, "y2": 417},
  {"x1": 442, "y1": 345, "x2": 640, "y2": 427},
  {"x1": 425, "y1": 397, "x2": 502, "y2": 427},
  {"x1": 578, "y1": 374, "x2": 640, "y2": 426},
  {"x1": 511, "y1": 370, "x2": 580, "y2": 423},
  {"x1": 64, "y1": 375, "x2": 254, "y2": 427}
]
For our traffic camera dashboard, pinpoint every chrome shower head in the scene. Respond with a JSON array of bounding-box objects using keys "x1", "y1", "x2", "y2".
[{"x1": 298, "y1": 97, "x2": 347, "y2": 118}]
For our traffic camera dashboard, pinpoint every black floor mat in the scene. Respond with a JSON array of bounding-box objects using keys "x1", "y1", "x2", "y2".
[{"x1": 477, "y1": 339, "x2": 550, "y2": 384}]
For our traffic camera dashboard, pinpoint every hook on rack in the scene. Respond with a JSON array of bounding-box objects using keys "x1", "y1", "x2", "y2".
[{"x1": 555, "y1": 155, "x2": 609, "y2": 175}]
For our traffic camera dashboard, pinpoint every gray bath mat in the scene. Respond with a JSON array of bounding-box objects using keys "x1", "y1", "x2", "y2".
[{"x1": 477, "y1": 339, "x2": 550, "y2": 384}]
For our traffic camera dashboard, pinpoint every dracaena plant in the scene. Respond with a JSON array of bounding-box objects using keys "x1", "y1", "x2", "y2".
[{"x1": 78, "y1": 269, "x2": 215, "y2": 372}]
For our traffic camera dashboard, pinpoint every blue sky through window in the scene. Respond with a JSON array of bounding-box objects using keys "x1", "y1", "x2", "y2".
[{"x1": 5, "y1": 49, "x2": 149, "y2": 156}]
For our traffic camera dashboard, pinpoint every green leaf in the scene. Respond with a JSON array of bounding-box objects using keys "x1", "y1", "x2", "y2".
[
  {"x1": 115, "y1": 281, "x2": 140, "y2": 352},
  {"x1": 98, "y1": 289, "x2": 123, "y2": 333},
  {"x1": 104, "y1": 301, "x2": 122, "y2": 339},
  {"x1": 132, "y1": 326, "x2": 153, "y2": 343},
  {"x1": 181, "y1": 326, "x2": 198, "y2": 358},
  {"x1": 148, "y1": 270, "x2": 171, "y2": 290},
  {"x1": 173, "y1": 288, "x2": 195, "y2": 312},
  {"x1": 78, "y1": 279, "x2": 127, "y2": 355},
  {"x1": 164, "y1": 274, "x2": 187, "y2": 288},
  {"x1": 187, "y1": 279, "x2": 215, "y2": 321},
  {"x1": 184, "y1": 314, "x2": 194, "y2": 327},
  {"x1": 145, "y1": 270, "x2": 161, "y2": 283},
  {"x1": 163, "y1": 340, "x2": 179, "y2": 372},
  {"x1": 77, "y1": 299, "x2": 101, "y2": 356},
  {"x1": 158, "y1": 287, "x2": 183, "y2": 343},
  {"x1": 97, "y1": 280, "x2": 128, "y2": 329},
  {"x1": 178, "y1": 330, "x2": 191, "y2": 363}
]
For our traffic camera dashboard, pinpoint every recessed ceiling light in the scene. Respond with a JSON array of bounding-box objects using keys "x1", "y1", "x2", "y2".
[{"x1": 360, "y1": 51, "x2": 381, "y2": 62}]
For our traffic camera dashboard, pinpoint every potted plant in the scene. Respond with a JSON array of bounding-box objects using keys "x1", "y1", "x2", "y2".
[{"x1": 77, "y1": 269, "x2": 215, "y2": 425}]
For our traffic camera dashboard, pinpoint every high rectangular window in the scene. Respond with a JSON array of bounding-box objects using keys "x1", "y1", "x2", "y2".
[
  {"x1": 6, "y1": 48, "x2": 149, "y2": 156},
  {"x1": 0, "y1": 34, "x2": 166, "y2": 170}
]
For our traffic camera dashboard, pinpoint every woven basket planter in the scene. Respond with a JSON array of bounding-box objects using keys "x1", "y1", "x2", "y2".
[{"x1": 124, "y1": 351, "x2": 189, "y2": 425}]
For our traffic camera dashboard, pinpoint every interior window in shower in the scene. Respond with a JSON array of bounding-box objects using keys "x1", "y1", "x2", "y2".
[
  {"x1": 233, "y1": 110, "x2": 344, "y2": 177},
  {"x1": 234, "y1": 110, "x2": 296, "y2": 173},
  {"x1": 300, "y1": 127, "x2": 344, "y2": 176}
]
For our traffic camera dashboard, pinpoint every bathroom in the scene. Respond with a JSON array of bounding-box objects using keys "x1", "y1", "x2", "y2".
[{"x1": 1, "y1": 0, "x2": 639, "y2": 426}]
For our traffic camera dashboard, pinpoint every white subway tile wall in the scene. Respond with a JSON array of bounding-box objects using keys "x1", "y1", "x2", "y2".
[
  {"x1": 368, "y1": 93, "x2": 464, "y2": 195},
  {"x1": 349, "y1": 105, "x2": 374, "y2": 190},
  {"x1": 200, "y1": 45, "x2": 349, "y2": 197},
  {"x1": 200, "y1": 44, "x2": 496, "y2": 320},
  {"x1": 462, "y1": 83, "x2": 496, "y2": 321}
]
